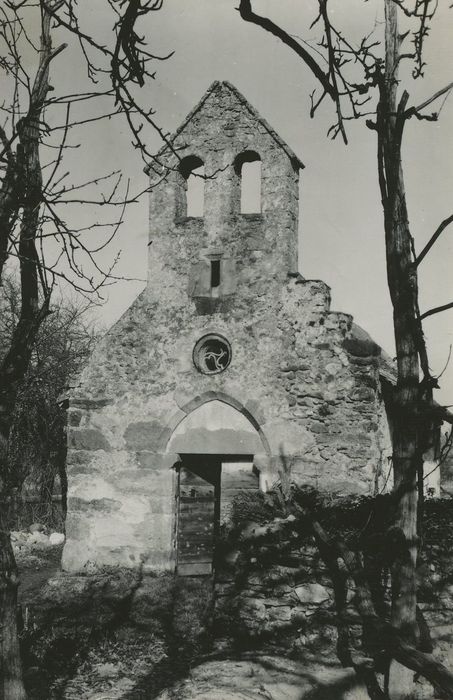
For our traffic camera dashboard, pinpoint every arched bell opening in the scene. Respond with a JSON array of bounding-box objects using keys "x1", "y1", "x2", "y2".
[
  {"x1": 177, "y1": 154, "x2": 205, "y2": 218},
  {"x1": 234, "y1": 150, "x2": 262, "y2": 214}
]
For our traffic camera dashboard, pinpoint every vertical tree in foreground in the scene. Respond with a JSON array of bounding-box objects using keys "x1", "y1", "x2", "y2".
[
  {"x1": 0, "y1": 2, "x2": 169, "y2": 697},
  {"x1": 238, "y1": 1, "x2": 453, "y2": 698}
]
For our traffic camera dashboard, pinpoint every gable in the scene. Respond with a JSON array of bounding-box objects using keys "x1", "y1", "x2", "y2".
[{"x1": 146, "y1": 81, "x2": 304, "y2": 174}]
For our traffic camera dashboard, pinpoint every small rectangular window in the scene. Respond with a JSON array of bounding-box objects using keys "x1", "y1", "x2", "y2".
[{"x1": 211, "y1": 259, "x2": 220, "y2": 288}]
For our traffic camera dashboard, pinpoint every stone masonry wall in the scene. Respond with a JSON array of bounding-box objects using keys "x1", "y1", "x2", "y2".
[
  {"x1": 214, "y1": 497, "x2": 453, "y2": 700},
  {"x1": 64, "y1": 274, "x2": 391, "y2": 572},
  {"x1": 63, "y1": 82, "x2": 392, "y2": 573}
]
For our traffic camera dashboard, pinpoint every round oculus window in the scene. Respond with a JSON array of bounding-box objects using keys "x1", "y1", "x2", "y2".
[{"x1": 193, "y1": 334, "x2": 231, "y2": 375}]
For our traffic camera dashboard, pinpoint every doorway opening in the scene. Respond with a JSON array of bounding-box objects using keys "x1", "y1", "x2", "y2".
[{"x1": 175, "y1": 454, "x2": 258, "y2": 576}]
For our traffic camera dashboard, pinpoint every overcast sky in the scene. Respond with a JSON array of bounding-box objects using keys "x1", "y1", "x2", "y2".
[{"x1": 9, "y1": 1, "x2": 453, "y2": 405}]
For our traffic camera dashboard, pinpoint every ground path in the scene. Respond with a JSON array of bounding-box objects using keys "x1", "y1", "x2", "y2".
[{"x1": 152, "y1": 655, "x2": 369, "y2": 700}]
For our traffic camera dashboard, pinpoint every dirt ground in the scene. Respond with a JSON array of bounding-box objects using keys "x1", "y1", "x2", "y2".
[
  {"x1": 16, "y1": 539, "x2": 63, "y2": 605},
  {"x1": 15, "y1": 531, "x2": 190, "y2": 699}
]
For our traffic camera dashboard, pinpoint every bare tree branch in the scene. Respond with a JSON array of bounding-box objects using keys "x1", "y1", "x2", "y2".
[
  {"x1": 420, "y1": 301, "x2": 453, "y2": 321},
  {"x1": 416, "y1": 214, "x2": 453, "y2": 266},
  {"x1": 406, "y1": 80, "x2": 453, "y2": 118},
  {"x1": 237, "y1": 0, "x2": 335, "y2": 100}
]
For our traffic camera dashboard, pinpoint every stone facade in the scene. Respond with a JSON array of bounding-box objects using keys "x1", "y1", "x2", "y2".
[{"x1": 63, "y1": 81, "x2": 393, "y2": 574}]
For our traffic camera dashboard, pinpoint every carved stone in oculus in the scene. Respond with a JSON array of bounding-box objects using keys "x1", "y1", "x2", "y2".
[{"x1": 193, "y1": 334, "x2": 231, "y2": 374}]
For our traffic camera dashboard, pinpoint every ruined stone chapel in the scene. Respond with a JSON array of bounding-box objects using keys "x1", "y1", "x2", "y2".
[{"x1": 63, "y1": 81, "x2": 395, "y2": 576}]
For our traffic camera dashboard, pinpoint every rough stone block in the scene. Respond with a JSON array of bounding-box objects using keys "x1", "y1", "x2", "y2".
[
  {"x1": 61, "y1": 539, "x2": 96, "y2": 572},
  {"x1": 68, "y1": 496, "x2": 120, "y2": 514},
  {"x1": 164, "y1": 407, "x2": 187, "y2": 430},
  {"x1": 113, "y1": 468, "x2": 173, "y2": 497},
  {"x1": 351, "y1": 387, "x2": 376, "y2": 402},
  {"x1": 66, "y1": 449, "x2": 95, "y2": 467},
  {"x1": 124, "y1": 421, "x2": 165, "y2": 451},
  {"x1": 68, "y1": 428, "x2": 111, "y2": 452},
  {"x1": 136, "y1": 452, "x2": 162, "y2": 470},
  {"x1": 67, "y1": 409, "x2": 83, "y2": 426},
  {"x1": 174, "y1": 389, "x2": 200, "y2": 411},
  {"x1": 68, "y1": 474, "x2": 118, "y2": 502},
  {"x1": 294, "y1": 582, "x2": 331, "y2": 605},
  {"x1": 343, "y1": 336, "x2": 380, "y2": 358},
  {"x1": 244, "y1": 399, "x2": 265, "y2": 426},
  {"x1": 71, "y1": 397, "x2": 113, "y2": 409}
]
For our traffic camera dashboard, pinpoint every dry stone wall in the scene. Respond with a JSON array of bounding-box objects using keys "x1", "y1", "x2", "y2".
[{"x1": 214, "y1": 497, "x2": 453, "y2": 700}]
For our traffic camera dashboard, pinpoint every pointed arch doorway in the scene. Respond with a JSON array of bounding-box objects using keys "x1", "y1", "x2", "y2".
[{"x1": 166, "y1": 399, "x2": 266, "y2": 575}]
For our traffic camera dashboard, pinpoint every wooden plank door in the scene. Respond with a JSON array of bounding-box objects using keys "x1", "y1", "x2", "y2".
[{"x1": 176, "y1": 458, "x2": 220, "y2": 576}]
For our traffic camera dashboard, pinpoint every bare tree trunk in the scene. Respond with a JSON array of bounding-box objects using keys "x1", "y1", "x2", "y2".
[
  {"x1": 380, "y1": 2, "x2": 421, "y2": 696},
  {"x1": 236, "y1": 1, "x2": 452, "y2": 695},
  {"x1": 0, "y1": 5, "x2": 58, "y2": 697},
  {"x1": 0, "y1": 511, "x2": 26, "y2": 700}
]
